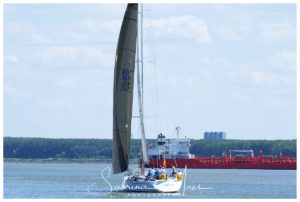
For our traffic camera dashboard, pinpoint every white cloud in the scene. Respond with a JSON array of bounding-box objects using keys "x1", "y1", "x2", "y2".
[
  {"x1": 5, "y1": 19, "x2": 120, "y2": 46},
  {"x1": 5, "y1": 83, "x2": 32, "y2": 98},
  {"x1": 148, "y1": 15, "x2": 210, "y2": 43},
  {"x1": 231, "y1": 67, "x2": 293, "y2": 87},
  {"x1": 260, "y1": 22, "x2": 296, "y2": 42},
  {"x1": 4, "y1": 55, "x2": 18, "y2": 63},
  {"x1": 199, "y1": 57, "x2": 230, "y2": 68},
  {"x1": 249, "y1": 51, "x2": 296, "y2": 86},
  {"x1": 78, "y1": 19, "x2": 122, "y2": 36},
  {"x1": 224, "y1": 50, "x2": 296, "y2": 88},
  {"x1": 251, "y1": 71, "x2": 274, "y2": 86},
  {"x1": 262, "y1": 100, "x2": 294, "y2": 111},
  {"x1": 54, "y1": 76, "x2": 80, "y2": 88},
  {"x1": 39, "y1": 46, "x2": 76, "y2": 66},
  {"x1": 6, "y1": 14, "x2": 211, "y2": 46},
  {"x1": 208, "y1": 10, "x2": 254, "y2": 41},
  {"x1": 214, "y1": 22, "x2": 250, "y2": 41},
  {"x1": 38, "y1": 45, "x2": 113, "y2": 68},
  {"x1": 36, "y1": 97, "x2": 73, "y2": 110},
  {"x1": 158, "y1": 72, "x2": 180, "y2": 88},
  {"x1": 265, "y1": 51, "x2": 296, "y2": 71},
  {"x1": 5, "y1": 22, "x2": 36, "y2": 33}
]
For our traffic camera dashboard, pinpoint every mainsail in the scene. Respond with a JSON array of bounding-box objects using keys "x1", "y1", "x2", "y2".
[{"x1": 113, "y1": 3, "x2": 138, "y2": 174}]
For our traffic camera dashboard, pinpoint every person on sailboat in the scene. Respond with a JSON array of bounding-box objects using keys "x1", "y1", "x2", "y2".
[
  {"x1": 147, "y1": 168, "x2": 154, "y2": 180},
  {"x1": 155, "y1": 168, "x2": 160, "y2": 180},
  {"x1": 160, "y1": 166, "x2": 166, "y2": 180},
  {"x1": 172, "y1": 165, "x2": 177, "y2": 177}
]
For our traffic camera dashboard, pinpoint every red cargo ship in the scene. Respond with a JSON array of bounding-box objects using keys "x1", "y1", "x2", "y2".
[{"x1": 143, "y1": 133, "x2": 296, "y2": 170}]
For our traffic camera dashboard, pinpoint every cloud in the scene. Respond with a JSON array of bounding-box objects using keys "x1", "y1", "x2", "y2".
[
  {"x1": 213, "y1": 21, "x2": 251, "y2": 41},
  {"x1": 78, "y1": 19, "x2": 122, "y2": 36},
  {"x1": 260, "y1": 22, "x2": 296, "y2": 42},
  {"x1": 233, "y1": 51, "x2": 296, "y2": 87},
  {"x1": 38, "y1": 45, "x2": 113, "y2": 68},
  {"x1": 199, "y1": 57, "x2": 230, "y2": 68},
  {"x1": 5, "y1": 19, "x2": 121, "y2": 46},
  {"x1": 147, "y1": 15, "x2": 210, "y2": 43},
  {"x1": 12, "y1": 14, "x2": 210, "y2": 46},
  {"x1": 4, "y1": 55, "x2": 18, "y2": 63},
  {"x1": 250, "y1": 71, "x2": 288, "y2": 86},
  {"x1": 207, "y1": 6, "x2": 254, "y2": 41},
  {"x1": 248, "y1": 51, "x2": 296, "y2": 87},
  {"x1": 36, "y1": 97, "x2": 73, "y2": 110},
  {"x1": 5, "y1": 21, "x2": 36, "y2": 33},
  {"x1": 54, "y1": 76, "x2": 80, "y2": 88},
  {"x1": 265, "y1": 51, "x2": 296, "y2": 71},
  {"x1": 5, "y1": 21, "x2": 117, "y2": 69},
  {"x1": 225, "y1": 49, "x2": 296, "y2": 87},
  {"x1": 5, "y1": 83, "x2": 32, "y2": 98},
  {"x1": 229, "y1": 65, "x2": 294, "y2": 88}
]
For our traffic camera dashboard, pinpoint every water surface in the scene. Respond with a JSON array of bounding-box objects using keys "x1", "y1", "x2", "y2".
[{"x1": 3, "y1": 162, "x2": 296, "y2": 198}]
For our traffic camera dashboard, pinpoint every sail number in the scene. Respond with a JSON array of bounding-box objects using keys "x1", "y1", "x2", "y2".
[{"x1": 121, "y1": 68, "x2": 132, "y2": 92}]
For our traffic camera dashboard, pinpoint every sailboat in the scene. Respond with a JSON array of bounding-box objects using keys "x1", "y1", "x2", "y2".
[{"x1": 112, "y1": 3, "x2": 184, "y2": 193}]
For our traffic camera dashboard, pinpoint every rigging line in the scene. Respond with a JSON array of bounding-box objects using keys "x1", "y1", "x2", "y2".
[
  {"x1": 136, "y1": 3, "x2": 140, "y2": 139},
  {"x1": 144, "y1": 5, "x2": 157, "y2": 136},
  {"x1": 174, "y1": 155, "x2": 178, "y2": 169},
  {"x1": 140, "y1": 5, "x2": 147, "y2": 138},
  {"x1": 146, "y1": 5, "x2": 161, "y2": 134},
  {"x1": 147, "y1": 6, "x2": 159, "y2": 133}
]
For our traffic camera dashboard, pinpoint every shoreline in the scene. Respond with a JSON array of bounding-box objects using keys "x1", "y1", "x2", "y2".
[{"x1": 4, "y1": 158, "x2": 139, "y2": 164}]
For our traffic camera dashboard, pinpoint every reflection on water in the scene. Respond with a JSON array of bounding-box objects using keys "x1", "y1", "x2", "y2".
[{"x1": 3, "y1": 162, "x2": 296, "y2": 198}]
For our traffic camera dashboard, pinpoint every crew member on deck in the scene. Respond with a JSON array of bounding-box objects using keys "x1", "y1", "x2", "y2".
[
  {"x1": 172, "y1": 165, "x2": 177, "y2": 177},
  {"x1": 160, "y1": 166, "x2": 166, "y2": 180},
  {"x1": 148, "y1": 168, "x2": 154, "y2": 178},
  {"x1": 155, "y1": 168, "x2": 160, "y2": 180}
]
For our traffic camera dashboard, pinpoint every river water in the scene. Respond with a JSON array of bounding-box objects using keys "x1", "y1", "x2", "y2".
[{"x1": 3, "y1": 162, "x2": 296, "y2": 198}]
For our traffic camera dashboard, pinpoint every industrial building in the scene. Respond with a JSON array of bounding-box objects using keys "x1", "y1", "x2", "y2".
[{"x1": 204, "y1": 132, "x2": 226, "y2": 139}]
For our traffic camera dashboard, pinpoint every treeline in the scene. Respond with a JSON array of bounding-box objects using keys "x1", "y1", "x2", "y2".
[
  {"x1": 3, "y1": 137, "x2": 296, "y2": 160},
  {"x1": 3, "y1": 137, "x2": 146, "y2": 160}
]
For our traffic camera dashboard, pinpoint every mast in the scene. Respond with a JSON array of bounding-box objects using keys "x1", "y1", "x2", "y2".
[
  {"x1": 141, "y1": 3, "x2": 144, "y2": 105},
  {"x1": 136, "y1": 3, "x2": 149, "y2": 169},
  {"x1": 176, "y1": 126, "x2": 181, "y2": 157}
]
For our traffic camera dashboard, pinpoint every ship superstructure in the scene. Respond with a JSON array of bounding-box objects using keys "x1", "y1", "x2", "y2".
[{"x1": 147, "y1": 133, "x2": 195, "y2": 160}]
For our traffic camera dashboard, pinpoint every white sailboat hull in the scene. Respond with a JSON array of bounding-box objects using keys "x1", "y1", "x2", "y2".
[
  {"x1": 153, "y1": 179, "x2": 182, "y2": 193},
  {"x1": 123, "y1": 176, "x2": 182, "y2": 192}
]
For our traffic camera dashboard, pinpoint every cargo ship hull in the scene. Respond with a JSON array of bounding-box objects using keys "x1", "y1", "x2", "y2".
[
  {"x1": 145, "y1": 157, "x2": 296, "y2": 170},
  {"x1": 144, "y1": 133, "x2": 296, "y2": 170}
]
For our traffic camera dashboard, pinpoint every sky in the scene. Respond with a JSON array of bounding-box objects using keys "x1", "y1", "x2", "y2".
[{"x1": 3, "y1": 3, "x2": 297, "y2": 140}]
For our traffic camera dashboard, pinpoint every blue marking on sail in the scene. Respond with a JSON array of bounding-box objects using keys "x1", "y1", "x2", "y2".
[{"x1": 122, "y1": 69, "x2": 131, "y2": 81}]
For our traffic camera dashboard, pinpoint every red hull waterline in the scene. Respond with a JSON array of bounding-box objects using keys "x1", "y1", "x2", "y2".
[{"x1": 144, "y1": 157, "x2": 296, "y2": 170}]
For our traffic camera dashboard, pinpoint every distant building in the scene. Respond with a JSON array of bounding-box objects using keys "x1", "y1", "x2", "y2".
[{"x1": 204, "y1": 132, "x2": 226, "y2": 139}]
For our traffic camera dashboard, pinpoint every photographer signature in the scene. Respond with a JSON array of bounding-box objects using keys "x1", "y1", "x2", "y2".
[{"x1": 87, "y1": 167, "x2": 212, "y2": 196}]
